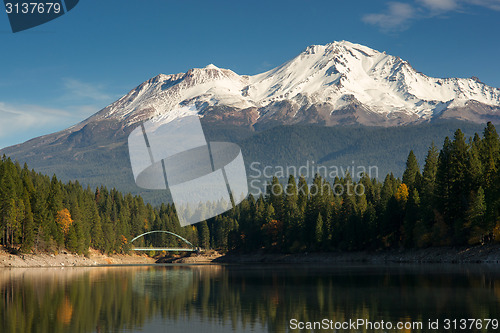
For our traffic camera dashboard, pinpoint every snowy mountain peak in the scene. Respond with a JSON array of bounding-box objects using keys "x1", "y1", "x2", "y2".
[
  {"x1": 86, "y1": 41, "x2": 500, "y2": 128},
  {"x1": 204, "y1": 63, "x2": 219, "y2": 70}
]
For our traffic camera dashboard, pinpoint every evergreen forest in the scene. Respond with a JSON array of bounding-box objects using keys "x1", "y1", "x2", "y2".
[{"x1": 1, "y1": 122, "x2": 500, "y2": 254}]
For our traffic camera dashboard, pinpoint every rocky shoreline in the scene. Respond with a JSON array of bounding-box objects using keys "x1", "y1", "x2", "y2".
[
  {"x1": 0, "y1": 247, "x2": 155, "y2": 268},
  {"x1": 2, "y1": 244, "x2": 500, "y2": 267},
  {"x1": 214, "y1": 244, "x2": 500, "y2": 264}
]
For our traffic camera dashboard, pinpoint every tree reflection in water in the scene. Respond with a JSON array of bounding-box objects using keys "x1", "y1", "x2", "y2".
[{"x1": 1, "y1": 264, "x2": 500, "y2": 333}]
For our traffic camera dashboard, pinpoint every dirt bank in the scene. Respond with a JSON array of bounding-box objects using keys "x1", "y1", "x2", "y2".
[
  {"x1": 156, "y1": 251, "x2": 223, "y2": 264},
  {"x1": 3, "y1": 244, "x2": 500, "y2": 267},
  {"x1": 215, "y1": 244, "x2": 500, "y2": 264},
  {"x1": 0, "y1": 247, "x2": 156, "y2": 267}
]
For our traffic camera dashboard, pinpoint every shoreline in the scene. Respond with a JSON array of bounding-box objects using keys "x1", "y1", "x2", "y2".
[
  {"x1": 215, "y1": 244, "x2": 500, "y2": 264},
  {"x1": 2, "y1": 244, "x2": 500, "y2": 267},
  {"x1": 0, "y1": 247, "x2": 156, "y2": 268}
]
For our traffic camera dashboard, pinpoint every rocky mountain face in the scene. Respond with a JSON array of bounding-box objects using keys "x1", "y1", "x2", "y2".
[
  {"x1": 73, "y1": 40, "x2": 500, "y2": 132},
  {"x1": 0, "y1": 41, "x2": 498, "y2": 200}
]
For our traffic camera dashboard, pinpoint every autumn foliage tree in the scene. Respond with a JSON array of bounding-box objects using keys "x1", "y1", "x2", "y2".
[
  {"x1": 395, "y1": 184, "x2": 409, "y2": 203},
  {"x1": 56, "y1": 209, "x2": 73, "y2": 235}
]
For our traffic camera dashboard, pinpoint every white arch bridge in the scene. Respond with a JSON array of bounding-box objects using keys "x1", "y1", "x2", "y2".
[{"x1": 130, "y1": 231, "x2": 199, "y2": 252}]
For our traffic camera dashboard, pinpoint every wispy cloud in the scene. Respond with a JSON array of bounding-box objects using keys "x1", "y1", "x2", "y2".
[
  {"x1": 466, "y1": 0, "x2": 500, "y2": 10},
  {"x1": 0, "y1": 102, "x2": 95, "y2": 148},
  {"x1": 417, "y1": 0, "x2": 458, "y2": 12},
  {"x1": 0, "y1": 77, "x2": 121, "y2": 148},
  {"x1": 362, "y1": 2, "x2": 416, "y2": 31},
  {"x1": 61, "y1": 78, "x2": 115, "y2": 103},
  {"x1": 363, "y1": 0, "x2": 500, "y2": 31},
  {"x1": 0, "y1": 102, "x2": 72, "y2": 135}
]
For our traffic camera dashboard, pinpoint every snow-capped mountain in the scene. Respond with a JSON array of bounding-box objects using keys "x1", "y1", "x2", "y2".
[
  {"x1": 2, "y1": 41, "x2": 495, "y2": 198},
  {"x1": 81, "y1": 40, "x2": 500, "y2": 129}
]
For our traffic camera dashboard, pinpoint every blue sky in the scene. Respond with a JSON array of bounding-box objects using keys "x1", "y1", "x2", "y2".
[{"x1": 1, "y1": 0, "x2": 500, "y2": 149}]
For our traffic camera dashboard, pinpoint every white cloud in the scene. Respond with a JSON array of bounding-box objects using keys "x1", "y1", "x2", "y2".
[
  {"x1": 418, "y1": 0, "x2": 458, "y2": 11},
  {"x1": 61, "y1": 78, "x2": 116, "y2": 103},
  {"x1": 0, "y1": 102, "x2": 95, "y2": 148},
  {"x1": 0, "y1": 102, "x2": 70, "y2": 133},
  {"x1": 362, "y1": 2, "x2": 416, "y2": 30},
  {"x1": 465, "y1": 0, "x2": 500, "y2": 10},
  {"x1": 0, "y1": 77, "x2": 121, "y2": 148},
  {"x1": 364, "y1": 0, "x2": 500, "y2": 31}
]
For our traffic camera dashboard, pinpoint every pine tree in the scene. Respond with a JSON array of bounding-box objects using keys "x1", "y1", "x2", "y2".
[
  {"x1": 66, "y1": 223, "x2": 79, "y2": 253},
  {"x1": 0, "y1": 166, "x2": 17, "y2": 247},
  {"x1": 403, "y1": 188, "x2": 420, "y2": 247},
  {"x1": 4, "y1": 199, "x2": 17, "y2": 247},
  {"x1": 480, "y1": 122, "x2": 500, "y2": 227},
  {"x1": 435, "y1": 136, "x2": 453, "y2": 241},
  {"x1": 466, "y1": 187, "x2": 487, "y2": 244},
  {"x1": 315, "y1": 213, "x2": 323, "y2": 248},
  {"x1": 47, "y1": 175, "x2": 63, "y2": 219},
  {"x1": 469, "y1": 134, "x2": 483, "y2": 190},
  {"x1": 481, "y1": 122, "x2": 499, "y2": 189},
  {"x1": 359, "y1": 173, "x2": 377, "y2": 203},
  {"x1": 198, "y1": 221, "x2": 210, "y2": 249},
  {"x1": 362, "y1": 203, "x2": 378, "y2": 248},
  {"x1": 284, "y1": 175, "x2": 298, "y2": 208},
  {"x1": 20, "y1": 190, "x2": 34, "y2": 252},
  {"x1": 14, "y1": 199, "x2": 25, "y2": 246},
  {"x1": 448, "y1": 129, "x2": 472, "y2": 244},
  {"x1": 32, "y1": 188, "x2": 49, "y2": 250},
  {"x1": 323, "y1": 206, "x2": 332, "y2": 246},
  {"x1": 266, "y1": 176, "x2": 284, "y2": 222},
  {"x1": 297, "y1": 175, "x2": 309, "y2": 212},
  {"x1": 283, "y1": 175, "x2": 299, "y2": 250},
  {"x1": 87, "y1": 203, "x2": 103, "y2": 252},
  {"x1": 381, "y1": 173, "x2": 398, "y2": 207},
  {"x1": 335, "y1": 187, "x2": 356, "y2": 250},
  {"x1": 402, "y1": 150, "x2": 421, "y2": 190},
  {"x1": 422, "y1": 142, "x2": 439, "y2": 199}
]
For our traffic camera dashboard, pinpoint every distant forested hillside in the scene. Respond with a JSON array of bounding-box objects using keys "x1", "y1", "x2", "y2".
[
  {"x1": 0, "y1": 120, "x2": 486, "y2": 206},
  {"x1": 237, "y1": 120, "x2": 485, "y2": 180}
]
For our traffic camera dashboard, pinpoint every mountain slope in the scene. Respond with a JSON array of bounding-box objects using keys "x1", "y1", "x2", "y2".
[
  {"x1": 77, "y1": 40, "x2": 500, "y2": 130},
  {"x1": 0, "y1": 120, "x2": 486, "y2": 205},
  {"x1": 1, "y1": 40, "x2": 499, "y2": 202}
]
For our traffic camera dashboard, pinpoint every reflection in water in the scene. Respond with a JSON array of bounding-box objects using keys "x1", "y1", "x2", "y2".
[{"x1": 1, "y1": 264, "x2": 500, "y2": 332}]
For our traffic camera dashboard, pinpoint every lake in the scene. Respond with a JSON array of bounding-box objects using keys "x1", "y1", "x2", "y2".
[{"x1": 1, "y1": 264, "x2": 500, "y2": 332}]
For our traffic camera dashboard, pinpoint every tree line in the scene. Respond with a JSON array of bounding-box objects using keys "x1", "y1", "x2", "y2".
[
  {"x1": 1, "y1": 122, "x2": 499, "y2": 254},
  {"x1": 0, "y1": 158, "x2": 201, "y2": 254},
  {"x1": 229, "y1": 122, "x2": 500, "y2": 252}
]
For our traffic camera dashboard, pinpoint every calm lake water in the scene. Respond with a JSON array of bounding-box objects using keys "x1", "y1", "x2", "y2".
[{"x1": 1, "y1": 264, "x2": 500, "y2": 332}]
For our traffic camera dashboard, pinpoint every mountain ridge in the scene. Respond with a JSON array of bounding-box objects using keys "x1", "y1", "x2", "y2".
[
  {"x1": 0, "y1": 41, "x2": 498, "y2": 202},
  {"x1": 77, "y1": 40, "x2": 500, "y2": 131}
]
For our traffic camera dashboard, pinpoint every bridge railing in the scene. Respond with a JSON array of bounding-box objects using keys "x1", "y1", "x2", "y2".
[{"x1": 129, "y1": 230, "x2": 197, "y2": 252}]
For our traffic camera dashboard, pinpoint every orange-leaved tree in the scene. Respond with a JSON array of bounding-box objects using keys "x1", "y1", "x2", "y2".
[
  {"x1": 395, "y1": 183, "x2": 409, "y2": 203},
  {"x1": 56, "y1": 209, "x2": 73, "y2": 235}
]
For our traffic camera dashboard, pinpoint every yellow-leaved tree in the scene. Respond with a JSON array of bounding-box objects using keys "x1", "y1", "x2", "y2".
[
  {"x1": 56, "y1": 209, "x2": 73, "y2": 235},
  {"x1": 395, "y1": 183, "x2": 409, "y2": 203}
]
